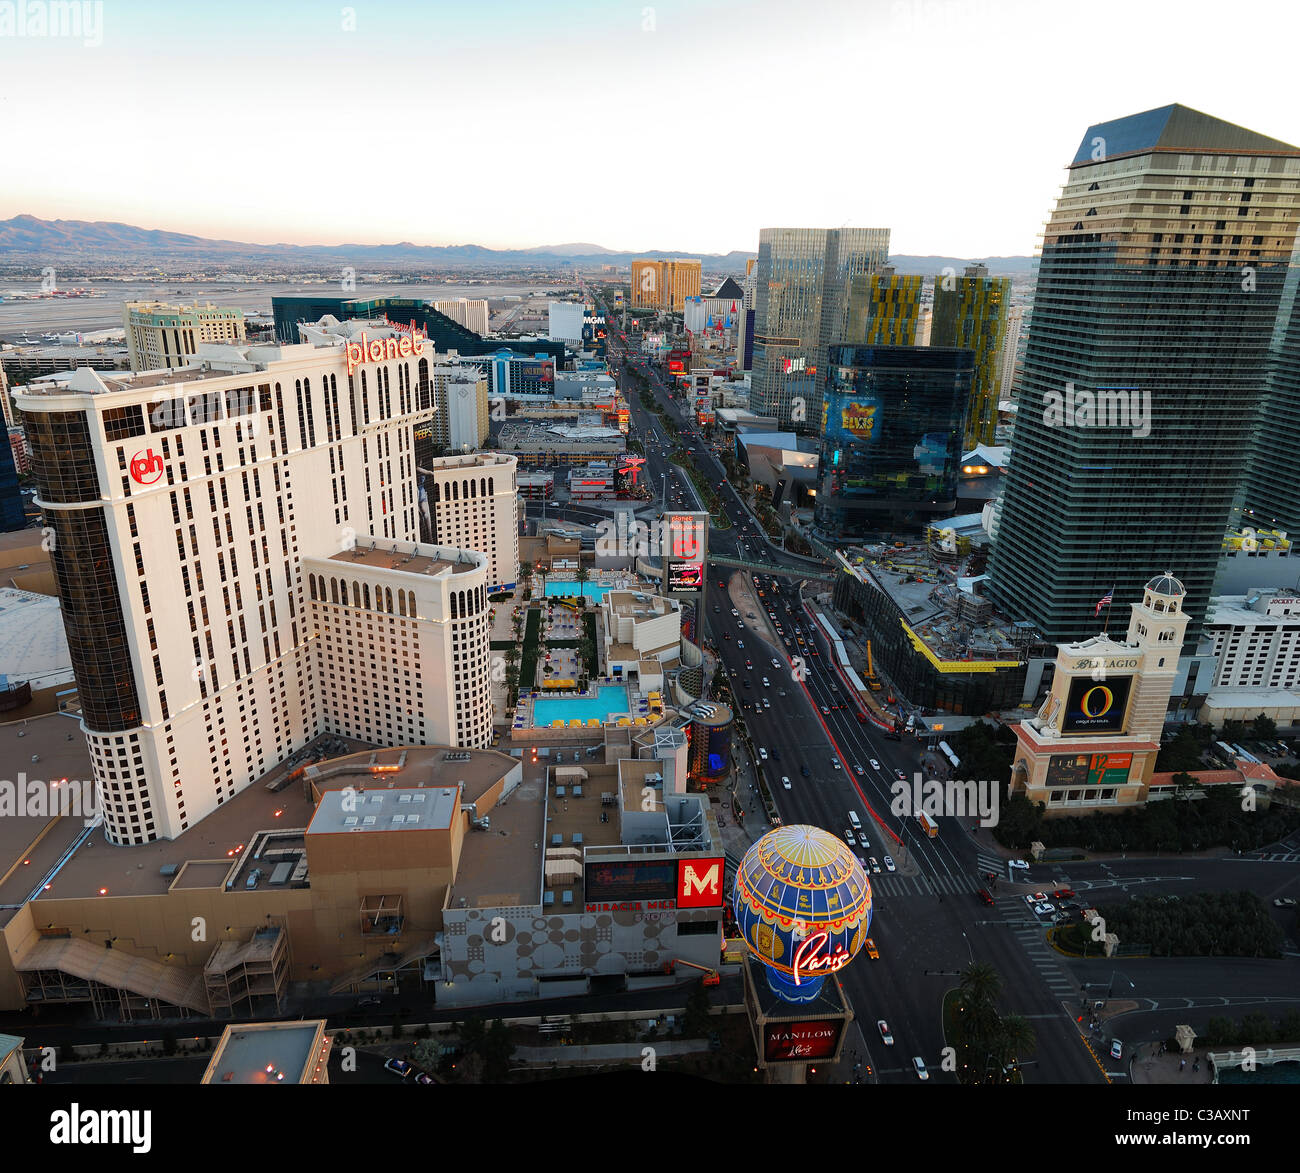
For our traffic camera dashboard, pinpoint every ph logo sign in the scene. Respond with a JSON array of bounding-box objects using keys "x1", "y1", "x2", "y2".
[
  {"x1": 129, "y1": 448, "x2": 164, "y2": 485},
  {"x1": 677, "y1": 858, "x2": 724, "y2": 907}
]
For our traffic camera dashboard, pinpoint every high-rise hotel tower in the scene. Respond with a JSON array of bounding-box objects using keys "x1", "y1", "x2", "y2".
[
  {"x1": 16, "y1": 319, "x2": 499, "y2": 845},
  {"x1": 987, "y1": 105, "x2": 1300, "y2": 650}
]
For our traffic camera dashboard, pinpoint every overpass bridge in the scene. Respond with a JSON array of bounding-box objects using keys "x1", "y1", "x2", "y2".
[{"x1": 707, "y1": 554, "x2": 835, "y2": 582}]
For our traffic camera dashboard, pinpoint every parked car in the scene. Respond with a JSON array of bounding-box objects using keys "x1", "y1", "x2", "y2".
[
  {"x1": 384, "y1": 1058, "x2": 414, "y2": 1079},
  {"x1": 1033, "y1": 902, "x2": 1055, "y2": 916},
  {"x1": 414, "y1": 1072, "x2": 435, "y2": 1085},
  {"x1": 877, "y1": 1020, "x2": 894, "y2": 1045}
]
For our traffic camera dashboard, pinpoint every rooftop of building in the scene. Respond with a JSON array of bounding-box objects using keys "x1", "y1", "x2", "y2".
[
  {"x1": 426, "y1": 451, "x2": 516, "y2": 470},
  {"x1": 446, "y1": 764, "x2": 548, "y2": 909},
  {"x1": 0, "y1": 587, "x2": 74, "y2": 690},
  {"x1": 322, "y1": 541, "x2": 481, "y2": 579},
  {"x1": 1206, "y1": 589, "x2": 1300, "y2": 626},
  {"x1": 201, "y1": 1021, "x2": 327, "y2": 1084},
  {"x1": 605, "y1": 591, "x2": 680, "y2": 620},
  {"x1": 25, "y1": 733, "x2": 373, "y2": 904},
  {"x1": 0, "y1": 713, "x2": 98, "y2": 921},
  {"x1": 835, "y1": 544, "x2": 1043, "y2": 661},
  {"x1": 1072, "y1": 103, "x2": 1300, "y2": 167},
  {"x1": 307, "y1": 785, "x2": 460, "y2": 836}
]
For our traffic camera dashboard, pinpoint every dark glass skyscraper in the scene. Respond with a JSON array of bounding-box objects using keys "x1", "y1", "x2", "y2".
[
  {"x1": 986, "y1": 105, "x2": 1300, "y2": 651},
  {"x1": 814, "y1": 345, "x2": 974, "y2": 538},
  {"x1": 0, "y1": 429, "x2": 25, "y2": 532},
  {"x1": 1241, "y1": 242, "x2": 1300, "y2": 537}
]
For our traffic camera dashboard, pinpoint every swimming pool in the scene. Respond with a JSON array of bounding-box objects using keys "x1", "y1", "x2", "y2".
[
  {"x1": 531, "y1": 685, "x2": 631, "y2": 727},
  {"x1": 544, "y1": 581, "x2": 621, "y2": 602}
]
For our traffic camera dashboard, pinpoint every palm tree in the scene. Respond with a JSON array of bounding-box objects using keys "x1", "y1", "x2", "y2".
[{"x1": 992, "y1": 1015, "x2": 1037, "y2": 1079}]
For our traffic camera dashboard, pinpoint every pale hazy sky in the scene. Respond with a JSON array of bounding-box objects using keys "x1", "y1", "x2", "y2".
[{"x1": 4, "y1": 0, "x2": 1299, "y2": 257}]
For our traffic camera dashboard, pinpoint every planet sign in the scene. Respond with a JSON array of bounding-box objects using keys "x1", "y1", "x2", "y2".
[{"x1": 733, "y1": 825, "x2": 871, "y2": 1003}]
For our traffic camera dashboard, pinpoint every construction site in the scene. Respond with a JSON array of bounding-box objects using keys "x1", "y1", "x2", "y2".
[{"x1": 829, "y1": 535, "x2": 1053, "y2": 716}]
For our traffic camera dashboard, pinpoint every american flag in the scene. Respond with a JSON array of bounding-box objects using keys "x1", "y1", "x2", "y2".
[{"x1": 1095, "y1": 587, "x2": 1115, "y2": 616}]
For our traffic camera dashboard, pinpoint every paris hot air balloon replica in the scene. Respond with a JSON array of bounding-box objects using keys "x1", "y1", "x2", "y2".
[{"x1": 733, "y1": 824, "x2": 872, "y2": 1003}]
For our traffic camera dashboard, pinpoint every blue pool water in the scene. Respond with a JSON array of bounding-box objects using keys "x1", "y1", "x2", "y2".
[
  {"x1": 544, "y1": 581, "x2": 617, "y2": 602},
  {"x1": 532, "y1": 685, "x2": 631, "y2": 727}
]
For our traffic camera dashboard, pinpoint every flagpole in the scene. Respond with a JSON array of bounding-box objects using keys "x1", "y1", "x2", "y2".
[{"x1": 1103, "y1": 601, "x2": 1112, "y2": 635}]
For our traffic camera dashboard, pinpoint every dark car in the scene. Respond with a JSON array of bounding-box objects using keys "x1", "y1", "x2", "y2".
[
  {"x1": 976, "y1": 888, "x2": 994, "y2": 905},
  {"x1": 801, "y1": 766, "x2": 811, "y2": 777}
]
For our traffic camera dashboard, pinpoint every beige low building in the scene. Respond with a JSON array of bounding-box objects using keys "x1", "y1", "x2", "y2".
[
  {"x1": 602, "y1": 591, "x2": 682, "y2": 679},
  {"x1": 1010, "y1": 574, "x2": 1189, "y2": 815}
]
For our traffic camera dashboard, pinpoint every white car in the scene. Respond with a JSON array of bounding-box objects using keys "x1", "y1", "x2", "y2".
[
  {"x1": 1110, "y1": 1039, "x2": 1123, "y2": 1061},
  {"x1": 883, "y1": 856, "x2": 896, "y2": 872},
  {"x1": 1008, "y1": 859, "x2": 1029, "y2": 870},
  {"x1": 1033, "y1": 902, "x2": 1055, "y2": 916},
  {"x1": 869, "y1": 759, "x2": 881, "y2": 771},
  {"x1": 759, "y1": 748, "x2": 769, "y2": 761},
  {"x1": 781, "y1": 776, "x2": 791, "y2": 790},
  {"x1": 912, "y1": 1056, "x2": 929, "y2": 1081},
  {"x1": 729, "y1": 609, "x2": 739, "y2": 618},
  {"x1": 737, "y1": 640, "x2": 744, "y2": 649},
  {"x1": 771, "y1": 658, "x2": 781, "y2": 669},
  {"x1": 877, "y1": 1020, "x2": 894, "y2": 1046},
  {"x1": 844, "y1": 828, "x2": 856, "y2": 846},
  {"x1": 832, "y1": 760, "x2": 842, "y2": 770}
]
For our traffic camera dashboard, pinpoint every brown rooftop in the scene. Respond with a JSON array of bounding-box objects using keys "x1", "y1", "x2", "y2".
[
  {"x1": 326, "y1": 544, "x2": 478, "y2": 576},
  {"x1": 306, "y1": 744, "x2": 518, "y2": 810},
  {"x1": 447, "y1": 767, "x2": 548, "y2": 909}
]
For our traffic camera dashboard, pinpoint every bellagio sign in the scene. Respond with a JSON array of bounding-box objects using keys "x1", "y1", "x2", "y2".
[{"x1": 345, "y1": 329, "x2": 427, "y2": 376}]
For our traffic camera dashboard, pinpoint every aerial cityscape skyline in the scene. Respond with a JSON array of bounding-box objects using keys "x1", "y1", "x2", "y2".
[{"x1": 0, "y1": 0, "x2": 1297, "y2": 1134}]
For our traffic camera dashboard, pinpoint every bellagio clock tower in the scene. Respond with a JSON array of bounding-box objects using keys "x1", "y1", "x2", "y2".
[{"x1": 1009, "y1": 574, "x2": 1189, "y2": 815}]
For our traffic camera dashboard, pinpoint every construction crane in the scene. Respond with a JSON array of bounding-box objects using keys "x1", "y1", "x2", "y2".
[
  {"x1": 667, "y1": 958, "x2": 721, "y2": 986},
  {"x1": 865, "y1": 640, "x2": 883, "y2": 692}
]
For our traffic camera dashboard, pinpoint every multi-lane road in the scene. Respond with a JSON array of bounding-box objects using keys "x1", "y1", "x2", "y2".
[{"x1": 590, "y1": 289, "x2": 1300, "y2": 1084}]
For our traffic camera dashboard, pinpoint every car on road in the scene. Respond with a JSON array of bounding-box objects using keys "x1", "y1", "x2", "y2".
[
  {"x1": 781, "y1": 776, "x2": 791, "y2": 790},
  {"x1": 1030, "y1": 891, "x2": 1047, "y2": 903},
  {"x1": 414, "y1": 1072, "x2": 435, "y2": 1085},
  {"x1": 864, "y1": 937, "x2": 879, "y2": 959},
  {"x1": 896, "y1": 770, "x2": 908, "y2": 782},
  {"x1": 976, "y1": 888, "x2": 994, "y2": 905},
  {"x1": 831, "y1": 759, "x2": 841, "y2": 770},
  {"x1": 713, "y1": 605, "x2": 720, "y2": 613},
  {"x1": 821, "y1": 706, "x2": 830, "y2": 715},
  {"x1": 855, "y1": 765, "x2": 865, "y2": 776},
  {"x1": 869, "y1": 759, "x2": 880, "y2": 771},
  {"x1": 912, "y1": 1056, "x2": 929, "y2": 1080},
  {"x1": 1110, "y1": 1039, "x2": 1123, "y2": 1061},
  {"x1": 1033, "y1": 902, "x2": 1055, "y2": 916},
  {"x1": 844, "y1": 828, "x2": 856, "y2": 846},
  {"x1": 1053, "y1": 888, "x2": 1075, "y2": 900},
  {"x1": 867, "y1": 857, "x2": 881, "y2": 873},
  {"x1": 385, "y1": 1058, "x2": 414, "y2": 1079},
  {"x1": 877, "y1": 1020, "x2": 894, "y2": 1045},
  {"x1": 1275, "y1": 897, "x2": 1297, "y2": 908},
  {"x1": 770, "y1": 658, "x2": 780, "y2": 669},
  {"x1": 759, "y1": 748, "x2": 768, "y2": 760},
  {"x1": 1008, "y1": 859, "x2": 1029, "y2": 870},
  {"x1": 883, "y1": 856, "x2": 895, "y2": 872},
  {"x1": 800, "y1": 766, "x2": 810, "y2": 778}
]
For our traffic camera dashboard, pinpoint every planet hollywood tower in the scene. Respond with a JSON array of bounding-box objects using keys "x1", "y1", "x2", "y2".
[{"x1": 987, "y1": 105, "x2": 1300, "y2": 651}]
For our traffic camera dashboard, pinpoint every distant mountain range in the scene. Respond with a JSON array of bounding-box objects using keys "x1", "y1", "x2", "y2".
[{"x1": 0, "y1": 215, "x2": 1034, "y2": 276}]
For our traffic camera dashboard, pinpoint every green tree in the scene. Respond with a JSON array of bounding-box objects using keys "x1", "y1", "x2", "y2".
[
  {"x1": 1252, "y1": 713, "x2": 1277, "y2": 741},
  {"x1": 457, "y1": 1015, "x2": 486, "y2": 1054},
  {"x1": 481, "y1": 1019, "x2": 515, "y2": 1083},
  {"x1": 1157, "y1": 725, "x2": 1206, "y2": 772},
  {"x1": 682, "y1": 979, "x2": 713, "y2": 1038}
]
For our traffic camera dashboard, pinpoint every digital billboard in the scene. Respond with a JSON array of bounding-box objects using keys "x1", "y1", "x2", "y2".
[
  {"x1": 1047, "y1": 752, "x2": 1133, "y2": 789},
  {"x1": 1061, "y1": 676, "x2": 1133, "y2": 735},
  {"x1": 763, "y1": 1018, "x2": 845, "y2": 1063},
  {"x1": 584, "y1": 859, "x2": 678, "y2": 903},
  {"x1": 676, "y1": 858, "x2": 724, "y2": 907},
  {"x1": 669, "y1": 561, "x2": 703, "y2": 591}
]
